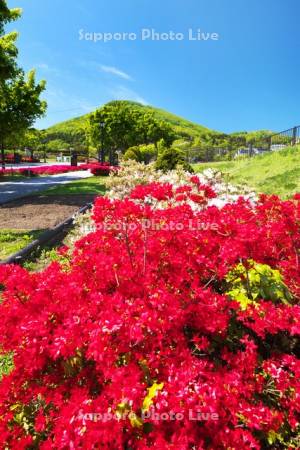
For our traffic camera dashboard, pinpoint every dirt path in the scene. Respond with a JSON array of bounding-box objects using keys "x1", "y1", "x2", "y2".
[{"x1": 0, "y1": 194, "x2": 96, "y2": 230}]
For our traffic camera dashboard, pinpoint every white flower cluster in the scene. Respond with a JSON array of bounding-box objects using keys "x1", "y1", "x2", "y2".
[
  {"x1": 106, "y1": 160, "x2": 257, "y2": 208},
  {"x1": 198, "y1": 168, "x2": 257, "y2": 208}
]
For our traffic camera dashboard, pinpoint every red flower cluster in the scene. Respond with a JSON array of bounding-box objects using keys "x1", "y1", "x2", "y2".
[
  {"x1": 0, "y1": 154, "x2": 40, "y2": 164},
  {"x1": 190, "y1": 176, "x2": 217, "y2": 198},
  {"x1": 84, "y1": 164, "x2": 112, "y2": 177},
  {"x1": 130, "y1": 182, "x2": 174, "y2": 201},
  {"x1": 17, "y1": 165, "x2": 83, "y2": 176},
  {"x1": 0, "y1": 185, "x2": 299, "y2": 449},
  {"x1": 130, "y1": 180, "x2": 217, "y2": 207},
  {"x1": 0, "y1": 164, "x2": 114, "y2": 178}
]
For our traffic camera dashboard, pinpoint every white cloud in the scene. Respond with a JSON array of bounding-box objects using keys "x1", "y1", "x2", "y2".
[
  {"x1": 36, "y1": 63, "x2": 49, "y2": 70},
  {"x1": 100, "y1": 65, "x2": 133, "y2": 81},
  {"x1": 45, "y1": 88, "x2": 96, "y2": 112},
  {"x1": 109, "y1": 85, "x2": 148, "y2": 105},
  {"x1": 35, "y1": 63, "x2": 61, "y2": 76}
]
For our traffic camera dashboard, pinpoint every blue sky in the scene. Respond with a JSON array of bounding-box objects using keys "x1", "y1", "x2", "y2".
[{"x1": 7, "y1": 0, "x2": 300, "y2": 133}]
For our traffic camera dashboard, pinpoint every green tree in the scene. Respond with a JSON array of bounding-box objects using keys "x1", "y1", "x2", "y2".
[
  {"x1": 0, "y1": 1, "x2": 21, "y2": 81},
  {"x1": 0, "y1": 1, "x2": 46, "y2": 168},
  {"x1": 17, "y1": 128, "x2": 43, "y2": 158},
  {"x1": 89, "y1": 101, "x2": 175, "y2": 163},
  {"x1": 45, "y1": 139, "x2": 68, "y2": 153}
]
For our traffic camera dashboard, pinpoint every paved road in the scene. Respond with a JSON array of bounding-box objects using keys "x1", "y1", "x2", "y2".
[
  {"x1": 0, "y1": 171, "x2": 92, "y2": 204},
  {"x1": 3, "y1": 162, "x2": 86, "y2": 169}
]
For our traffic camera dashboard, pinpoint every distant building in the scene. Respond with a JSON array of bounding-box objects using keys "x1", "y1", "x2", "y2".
[
  {"x1": 270, "y1": 144, "x2": 287, "y2": 151},
  {"x1": 253, "y1": 147, "x2": 269, "y2": 155},
  {"x1": 234, "y1": 147, "x2": 270, "y2": 158},
  {"x1": 234, "y1": 148, "x2": 249, "y2": 158}
]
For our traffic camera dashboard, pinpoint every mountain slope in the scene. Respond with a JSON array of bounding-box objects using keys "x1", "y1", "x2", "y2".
[
  {"x1": 43, "y1": 100, "x2": 273, "y2": 152},
  {"x1": 43, "y1": 101, "x2": 216, "y2": 150}
]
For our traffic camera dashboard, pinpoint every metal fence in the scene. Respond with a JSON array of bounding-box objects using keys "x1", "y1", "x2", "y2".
[
  {"x1": 248, "y1": 125, "x2": 300, "y2": 157},
  {"x1": 189, "y1": 125, "x2": 300, "y2": 163},
  {"x1": 267, "y1": 125, "x2": 300, "y2": 151}
]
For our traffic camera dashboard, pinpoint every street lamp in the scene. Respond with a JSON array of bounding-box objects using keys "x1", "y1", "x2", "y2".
[
  {"x1": 70, "y1": 147, "x2": 74, "y2": 164},
  {"x1": 116, "y1": 150, "x2": 122, "y2": 166},
  {"x1": 99, "y1": 120, "x2": 105, "y2": 164},
  {"x1": 40, "y1": 130, "x2": 47, "y2": 163},
  {"x1": 1, "y1": 145, "x2": 5, "y2": 170}
]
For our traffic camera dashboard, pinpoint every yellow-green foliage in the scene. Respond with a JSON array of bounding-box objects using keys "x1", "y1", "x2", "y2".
[{"x1": 226, "y1": 260, "x2": 293, "y2": 309}]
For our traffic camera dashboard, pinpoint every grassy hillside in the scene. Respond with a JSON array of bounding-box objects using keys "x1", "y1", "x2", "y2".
[
  {"x1": 43, "y1": 101, "x2": 217, "y2": 150},
  {"x1": 121, "y1": 101, "x2": 213, "y2": 137},
  {"x1": 43, "y1": 115, "x2": 90, "y2": 151},
  {"x1": 45, "y1": 115, "x2": 88, "y2": 135},
  {"x1": 45, "y1": 101, "x2": 214, "y2": 136},
  {"x1": 43, "y1": 100, "x2": 272, "y2": 156},
  {"x1": 194, "y1": 145, "x2": 300, "y2": 199}
]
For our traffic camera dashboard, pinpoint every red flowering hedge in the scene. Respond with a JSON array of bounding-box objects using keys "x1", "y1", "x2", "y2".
[
  {"x1": 22, "y1": 157, "x2": 40, "y2": 163},
  {"x1": 0, "y1": 164, "x2": 114, "y2": 178},
  {"x1": 0, "y1": 155, "x2": 40, "y2": 164},
  {"x1": 0, "y1": 184, "x2": 299, "y2": 448},
  {"x1": 82, "y1": 164, "x2": 112, "y2": 177}
]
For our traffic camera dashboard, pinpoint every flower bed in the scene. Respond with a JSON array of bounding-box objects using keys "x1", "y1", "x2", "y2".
[
  {"x1": 0, "y1": 154, "x2": 40, "y2": 164},
  {"x1": 0, "y1": 174, "x2": 299, "y2": 449},
  {"x1": 0, "y1": 164, "x2": 114, "y2": 178},
  {"x1": 106, "y1": 160, "x2": 257, "y2": 208},
  {"x1": 81, "y1": 163, "x2": 112, "y2": 177}
]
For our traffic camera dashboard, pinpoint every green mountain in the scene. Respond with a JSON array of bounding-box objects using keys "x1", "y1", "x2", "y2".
[
  {"x1": 42, "y1": 100, "x2": 273, "y2": 153},
  {"x1": 42, "y1": 101, "x2": 217, "y2": 151}
]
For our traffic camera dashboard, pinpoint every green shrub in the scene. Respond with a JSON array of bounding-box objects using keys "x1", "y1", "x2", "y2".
[
  {"x1": 155, "y1": 146, "x2": 193, "y2": 172},
  {"x1": 124, "y1": 146, "x2": 143, "y2": 162},
  {"x1": 124, "y1": 144, "x2": 157, "y2": 164}
]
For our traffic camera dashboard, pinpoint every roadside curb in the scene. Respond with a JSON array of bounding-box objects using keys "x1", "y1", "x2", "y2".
[{"x1": 0, "y1": 202, "x2": 93, "y2": 265}]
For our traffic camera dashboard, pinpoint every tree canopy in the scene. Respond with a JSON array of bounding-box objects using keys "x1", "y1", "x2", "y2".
[
  {"x1": 0, "y1": 1, "x2": 46, "y2": 166},
  {"x1": 88, "y1": 101, "x2": 176, "y2": 161}
]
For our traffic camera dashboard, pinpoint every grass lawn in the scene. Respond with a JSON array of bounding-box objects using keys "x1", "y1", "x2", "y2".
[
  {"x1": 0, "y1": 229, "x2": 43, "y2": 260},
  {"x1": 0, "y1": 174, "x2": 26, "y2": 182},
  {"x1": 194, "y1": 145, "x2": 300, "y2": 199},
  {"x1": 43, "y1": 175, "x2": 107, "y2": 196}
]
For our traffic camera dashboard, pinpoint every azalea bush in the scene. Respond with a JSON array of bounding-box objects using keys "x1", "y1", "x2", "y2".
[
  {"x1": 0, "y1": 154, "x2": 40, "y2": 164},
  {"x1": 106, "y1": 160, "x2": 256, "y2": 208},
  {"x1": 24, "y1": 165, "x2": 83, "y2": 176},
  {"x1": 86, "y1": 164, "x2": 111, "y2": 177},
  {"x1": 0, "y1": 180, "x2": 299, "y2": 449},
  {"x1": 0, "y1": 163, "x2": 115, "y2": 177}
]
